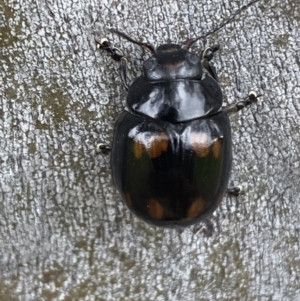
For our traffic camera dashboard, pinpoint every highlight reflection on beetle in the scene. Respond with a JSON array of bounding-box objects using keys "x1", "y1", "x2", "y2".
[{"x1": 97, "y1": 0, "x2": 262, "y2": 227}]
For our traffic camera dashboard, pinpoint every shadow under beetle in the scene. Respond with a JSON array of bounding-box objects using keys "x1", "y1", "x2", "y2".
[{"x1": 97, "y1": 0, "x2": 262, "y2": 227}]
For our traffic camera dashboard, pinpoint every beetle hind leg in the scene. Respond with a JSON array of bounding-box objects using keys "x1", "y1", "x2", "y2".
[{"x1": 96, "y1": 143, "x2": 112, "y2": 155}]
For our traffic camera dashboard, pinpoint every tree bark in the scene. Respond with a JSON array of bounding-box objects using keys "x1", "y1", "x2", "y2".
[{"x1": 0, "y1": 0, "x2": 299, "y2": 300}]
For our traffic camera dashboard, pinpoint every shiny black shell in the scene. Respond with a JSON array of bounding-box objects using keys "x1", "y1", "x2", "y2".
[{"x1": 111, "y1": 44, "x2": 232, "y2": 227}]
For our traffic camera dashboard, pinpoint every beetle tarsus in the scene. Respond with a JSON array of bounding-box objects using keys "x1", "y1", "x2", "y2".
[
  {"x1": 97, "y1": 38, "x2": 125, "y2": 61},
  {"x1": 227, "y1": 186, "x2": 243, "y2": 197},
  {"x1": 225, "y1": 91, "x2": 262, "y2": 114},
  {"x1": 96, "y1": 143, "x2": 112, "y2": 155},
  {"x1": 202, "y1": 45, "x2": 220, "y2": 62}
]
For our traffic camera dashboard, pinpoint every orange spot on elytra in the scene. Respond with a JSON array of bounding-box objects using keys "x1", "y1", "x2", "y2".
[
  {"x1": 187, "y1": 198, "x2": 206, "y2": 219},
  {"x1": 133, "y1": 132, "x2": 169, "y2": 159},
  {"x1": 189, "y1": 132, "x2": 210, "y2": 157},
  {"x1": 147, "y1": 198, "x2": 164, "y2": 220},
  {"x1": 133, "y1": 140, "x2": 144, "y2": 159},
  {"x1": 211, "y1": 138, "x2": 222, "y2": 158},
  {"x1": 148, "y1": 133, "x2": 169, "y2": 158}
]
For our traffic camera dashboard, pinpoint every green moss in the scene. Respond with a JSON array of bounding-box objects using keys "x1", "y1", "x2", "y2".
[{"x1": 273, "y1": 34, "x2": 289, "y2": 48}]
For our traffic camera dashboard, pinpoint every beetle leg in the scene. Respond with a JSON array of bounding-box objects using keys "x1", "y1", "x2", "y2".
[
  {"x1": 202, "y1": 45, "x2": 220, "y2": 61},
  {"x1": 97, "y1": 38, "x2": 124, "y2": 61},
  {"x1": 224, "y1": 91, "x2": 262, "y2": 114},
  {"x1": 226, "y1": 186, "x2": 243, "y2": 197},
  {"x1": 119, "y1": 57, "x2": 129, "y2": 90},
  {"x1": 201, "y1": 45, "x2": 220, "y2": 81},
  {"x1": 193, "y1": 218, "x2": 214, "y2": 237},
  {"x1": 96, "y1": 143, "x2": 111, "y2": 155},
  {"x1": 96, "y1": 38, "x2": 129, "y2": 90}
]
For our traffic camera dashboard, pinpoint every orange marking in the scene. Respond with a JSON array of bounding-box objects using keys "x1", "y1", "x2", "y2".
[
  {"x1": 147, "y1": 198, "x2": 164, "y2": 220},
  {"x1": 147, "y1": 133, "x2": 169, "y2": 158},
  {"x1": 189, "y1": 131, "x2": 210, "y2": 157},
  {"x1": 187, "y1": 197, "x2": 206, "y2": 219},
  {"x1": 211, "y1": 138, "x2": 222, "y2": 158},
  {"x1": 133, "y1": 132, "x2": 169, "y2": 159},
  {"x1": 133, "y1": 140, "x2": 144, "y2": 159}
]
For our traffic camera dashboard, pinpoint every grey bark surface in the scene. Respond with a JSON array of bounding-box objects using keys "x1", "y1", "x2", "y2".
[{"x1": 1, "y1": 0, "x2": 300, "y2": 300}]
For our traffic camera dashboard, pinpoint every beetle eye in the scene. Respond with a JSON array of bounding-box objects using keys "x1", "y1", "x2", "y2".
[
  {"x1": 144, "y1": 59, "x2": 156, "y2": 70},
  {"x1": 188, "y1": 53, "x2": 200, "y2": 65}
]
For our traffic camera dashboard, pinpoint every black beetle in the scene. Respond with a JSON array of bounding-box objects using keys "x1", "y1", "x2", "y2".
[{"x1": 97, "y1": 0, "x2": 261, "y2": 227}]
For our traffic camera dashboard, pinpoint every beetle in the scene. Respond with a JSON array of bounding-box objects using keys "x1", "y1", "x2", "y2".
[{"x1": 97, "y1": 0, "x2": 262, "y2": 227}]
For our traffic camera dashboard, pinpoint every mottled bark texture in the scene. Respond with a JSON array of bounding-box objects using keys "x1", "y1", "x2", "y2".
[{"x1": 0, "y1": 0, "x2": 299, "y2": 300}]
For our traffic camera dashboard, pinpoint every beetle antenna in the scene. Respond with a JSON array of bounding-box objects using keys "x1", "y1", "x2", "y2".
[
  {"x1": 184, "y1": 0, "x2": 261, "y2": 49},
  {"x1": 109, "y1": 29, "x2": 155, "y2": 54}
]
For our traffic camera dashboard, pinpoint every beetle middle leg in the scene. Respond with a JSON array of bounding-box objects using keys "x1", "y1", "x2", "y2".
[
  {"x1": 224, "y1": 91, "x2": 262, "y2": 114},
  {"x1": 96, "y1": 38, "x2": 129, "y2": 90}
]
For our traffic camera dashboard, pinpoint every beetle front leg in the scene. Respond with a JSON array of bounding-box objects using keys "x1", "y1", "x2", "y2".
[
  {"x1": 96, "y1": 38, "x2": 129, "y2": 90},
  {"x1": 201, "y1": 45, "x2": 220, "y2": 81},
  {"x1": 224, "y1": 91, "x2": 262, "y2": 114}
]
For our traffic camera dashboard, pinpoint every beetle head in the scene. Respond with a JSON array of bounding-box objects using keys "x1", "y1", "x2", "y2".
[{"x1": 143, "y1": 44, "x2": 203, "y2": 81}]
